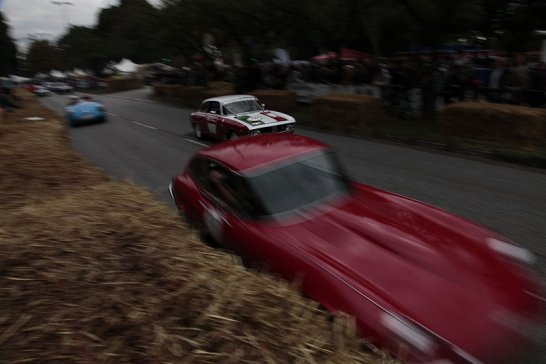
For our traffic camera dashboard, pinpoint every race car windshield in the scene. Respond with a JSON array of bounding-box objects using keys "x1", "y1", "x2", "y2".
[
  {"x1": 224, "y1": 99, "x2": 263, "y2": 114},
  {"x1": 247, "y1": 151, "x2": 349, "y2": 217}
]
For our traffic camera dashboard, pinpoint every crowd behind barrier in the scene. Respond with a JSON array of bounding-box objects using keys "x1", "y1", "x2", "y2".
[
  {"x1": 148, "y1": 52, "x2": 546, "y2": 116},
  {"x1": 4, "y1": 52, "x2": 545, "y2": 117},
  {"x1": 269, "y1": 53, "x2": 546, "y2": 115}
]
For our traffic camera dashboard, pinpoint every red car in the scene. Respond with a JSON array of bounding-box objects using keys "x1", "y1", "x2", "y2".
[
  {"x1": 169, "y1": 134, "x2": 543, "y2": 363},
  {"x1": 190, "y1": 95, "x2": 295, "y2": 141}
]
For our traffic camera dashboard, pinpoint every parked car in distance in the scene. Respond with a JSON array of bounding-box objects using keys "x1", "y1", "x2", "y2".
[
  {"x1": 190, "y1": 95, "x2": 295, "y2": 141},
  {"x1": 44, "y1": 82, "x2": 73, "y2": 94},
  {"x1": 33, "y1": 86, "x2": 51, "y2": 97},
  {"x1": 169, "y1": 134, "x2": 544, "y2": 364},
  {"x1": 65, "y1": 96, "x2": 106, "y2": 126}
]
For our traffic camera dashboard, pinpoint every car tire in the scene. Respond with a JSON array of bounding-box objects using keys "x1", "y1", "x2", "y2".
[
  {"x1": 194, "y1": 123, "x2": 203, "y2": 139},
  {"x1": 227, "y1": 131, "x2": 239, "y2": 141}
]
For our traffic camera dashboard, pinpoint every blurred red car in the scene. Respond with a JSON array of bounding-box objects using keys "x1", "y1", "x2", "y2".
[{"x1": 169, "y1": 134, "x2": 543, "y2": 363}]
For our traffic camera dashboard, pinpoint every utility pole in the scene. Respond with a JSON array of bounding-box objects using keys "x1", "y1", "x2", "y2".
[{"x1": 51, "y1": 1, "x2": 74, "y2": 28}]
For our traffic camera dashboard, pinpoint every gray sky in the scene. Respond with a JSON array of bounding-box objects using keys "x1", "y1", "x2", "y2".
[{"x1": 1, "y1": 0, "x2": 159, "y2": 51}]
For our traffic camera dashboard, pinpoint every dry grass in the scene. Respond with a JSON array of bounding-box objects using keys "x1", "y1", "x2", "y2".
[
  {"x1": 0, "y1": 92, "x2": 397, "y2": 363},
  {"x1": 0, "y1": 93, "x2": 107, "y2": 210}
]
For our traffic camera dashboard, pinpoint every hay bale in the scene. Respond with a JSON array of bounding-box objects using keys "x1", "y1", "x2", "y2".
[
  {"x1": 159, "y1": 84, "x2": 180, "y2": 98},
  {"x1": 208, "y1": 81, "x2": 235, "y2": 92},
  {"x1": 177, "y1": 86, "x2": 208, "y2": 108},
  {"x1": 250, "y1": 90, "x2": 297, "y2": 112},
  {"x1": 440, "y1": 102, "x2": 546, "y2": 146},
  {"x1": 312, "y1": 94, "x2": 384, "y2": 131},
  {"x1": 202, "y1": 88, "x2": 234, "y2": 99},
  {"x1": 153, "y1": 84, "x2": 167, "y2": 97},
  {"x1": 108, "y1": 77, "x2": 143, "y2": 92}
]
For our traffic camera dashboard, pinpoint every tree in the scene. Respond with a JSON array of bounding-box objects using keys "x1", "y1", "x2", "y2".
[
  {"x1": 58, "y1": 26, "x2": 108, "y2": 73},
  {"x1": 0, "y1": 12, "x2": 17, "y2": 76},
  {"x1": 26, "y1": 40, "x2": 62, "y2": 75},
  {"x1": 95, "y1": 0, "x2": 161, "y2": 63}
]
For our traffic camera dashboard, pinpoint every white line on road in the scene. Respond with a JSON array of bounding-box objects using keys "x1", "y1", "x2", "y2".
[
  {"x1": 130, "y1": 120, "x2": 157, "y2": 129},
  {"x1": 107, "y1": 112, "x2": 118, "y2": 117},
  {"x1": 184, "y1": 138, "x2": 209, "y2": 147}
]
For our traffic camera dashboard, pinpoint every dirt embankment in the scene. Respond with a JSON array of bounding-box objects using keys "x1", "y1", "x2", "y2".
[{"x1": 0, "y1": 92, "x2": 397, "y2": 363}]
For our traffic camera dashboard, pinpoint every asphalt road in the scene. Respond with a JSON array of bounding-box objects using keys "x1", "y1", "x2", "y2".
[{"x1": 40, "y1": 88, "x2": 546, "y2": 361}]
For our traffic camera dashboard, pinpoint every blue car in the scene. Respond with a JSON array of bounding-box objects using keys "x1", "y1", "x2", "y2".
[{"x1": 65, "y1": 98, "x2": 106, "y2": 126}]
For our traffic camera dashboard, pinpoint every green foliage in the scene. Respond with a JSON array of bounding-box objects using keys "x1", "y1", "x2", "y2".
[
  {"x1": 26, "y1": 40, "x2": 62, "y2": 75},
  {"x1": 58, "y1": 26, "x2": 107, "y2": 73},
  {"x1": 0, "y1": 12, "x2": 17, "y2": 76},
  {"x1": 51, "y1": 0, "x2": 546, "y2": 72}
]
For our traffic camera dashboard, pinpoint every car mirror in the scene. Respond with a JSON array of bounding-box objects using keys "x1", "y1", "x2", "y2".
[{"x1": 261, "y1": 103, "x2": 266, "y2": 109}]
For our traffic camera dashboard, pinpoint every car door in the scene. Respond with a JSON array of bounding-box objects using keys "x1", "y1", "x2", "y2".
[
  {"x1": 204, "y1": 101, "x2": 222, "y2": 138},
  {"x1": 193, "y1": 101, "x2": 210, "y2": 136}
]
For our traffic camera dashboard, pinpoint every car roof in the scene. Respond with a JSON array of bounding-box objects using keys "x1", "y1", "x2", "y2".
[
  {"x1": 202, "y1": 94, "x2": 257, "y2": 104},
  {"x1": 198, "y1": 134, "x2": 329, "y2": 173}
]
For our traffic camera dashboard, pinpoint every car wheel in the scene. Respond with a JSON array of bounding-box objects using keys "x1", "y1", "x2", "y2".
[
  {"x1": 227, "y1": 131, "x2": 239, "y2": 141},
  {"x1": 194, "y1": 123, "x2": 203, "y2": 139}
]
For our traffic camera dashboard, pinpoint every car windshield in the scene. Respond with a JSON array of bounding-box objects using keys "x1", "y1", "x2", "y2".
[
  {"x1": 223, "y1": 99, "x2": 262, "y2": 114},
  {"x1": 246, "y1": 151, "x2": 349, "y2": 216}
]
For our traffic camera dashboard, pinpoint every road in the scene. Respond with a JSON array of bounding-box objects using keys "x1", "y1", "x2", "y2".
[{"x1": 41, "y1": 88, "x2": 546, "y2": 361}]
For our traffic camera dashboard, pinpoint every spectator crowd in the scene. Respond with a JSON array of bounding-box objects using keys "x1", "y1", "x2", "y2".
[{"x1": 230, "y1": 52, "x2": 546, "y2": 115}]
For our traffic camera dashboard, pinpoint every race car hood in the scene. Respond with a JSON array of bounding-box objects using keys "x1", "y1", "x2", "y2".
[
  {"x1": 66, "y1": 101, "x2": 103, "y2": 116},
  {"x1": 278, "y1": 183, "x2": 540, "y2": 358},
  {"x1": 227, "y1": 110, "x2": 294, "y2": 130},
  {"x1": 65, "y1": 101, "x2": 104, "y2": 117}
]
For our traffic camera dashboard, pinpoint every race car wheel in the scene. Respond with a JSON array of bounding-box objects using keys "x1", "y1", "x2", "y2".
[{"x1": 194, "y1": 123, "x2": 203, "y2": 139}]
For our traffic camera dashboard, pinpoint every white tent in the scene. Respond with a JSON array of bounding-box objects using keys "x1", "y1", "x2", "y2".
[
  {"x1": 114, "y1": 59, "x2": 138, "y2": 73},
  {"x1": 50, "y1": 70, "x2": 66, "y2": 78},
  {"x1": 10, "y1": 75, "x2": 31, "y2": 83},
  {"x1": 66, "y1": 68, "x2": 88, "y2": 77}
]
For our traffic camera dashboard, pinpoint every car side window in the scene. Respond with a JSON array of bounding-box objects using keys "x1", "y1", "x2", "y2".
[
  {"x1": 209, "y1": 101, "x2": 220, "y2": 115},
  {"x1": 188, "y1": 157, "x2": 210, "y2": 188},
  {"x1": 189, "y1": 158, "x2": 265, "y2": 217},
  {"x1": 199, "y1": 101, "x2": 211, "y2": 112}
]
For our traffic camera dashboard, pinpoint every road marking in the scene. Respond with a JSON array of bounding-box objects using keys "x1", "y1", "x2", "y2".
[
  {"x1": 184, "y1": 138, "x2": 209, "y2": 147},
  {"x1": 130, "y1": 120, "x2": 157, "y2": 129},
  {"x1": 107, "y1": 112, "x2": 118, "y2": 117}
]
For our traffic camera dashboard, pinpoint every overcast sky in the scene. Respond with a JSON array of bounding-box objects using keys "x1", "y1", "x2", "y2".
[{"x1": 1, "y1": 0, "x2": 159, "y2": 51}]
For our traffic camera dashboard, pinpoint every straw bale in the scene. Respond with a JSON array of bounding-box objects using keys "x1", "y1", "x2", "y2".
[
  {"x1": 312, "y1": 94, "x2": 383, "y2": 131},
  {"x1": 108, "y1": 78, "x2": 143, "y2": 92},
  {"x1": 440, "y1": 102, "x2": 546, "y2": 146},
  {"x1": 153, "y1": 84, "x2": 167, "y2": 97},
  {"x1": 250, "y1": 90, "x2": 297, "y2": 112},
  {"x1": 208, "y1": 81, "x2": 235, "y2": 93},
  {"x1": 0, "y1": 90, "x2": 397, "y2": 363}
]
